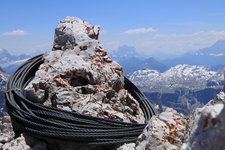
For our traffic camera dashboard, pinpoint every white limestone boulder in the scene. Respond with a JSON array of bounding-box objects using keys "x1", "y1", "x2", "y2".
[
  {"x1": 25, "y1": 17, "x2": 145, "y2": 123},
  {"x1": 182, "y1": 89, "x2": 225, "y2": 150},
  {"x1": 118, "y1": 108, "x2": 189, "y2": 150}
]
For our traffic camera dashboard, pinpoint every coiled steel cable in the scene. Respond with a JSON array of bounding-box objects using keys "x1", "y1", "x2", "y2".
[{"x1": 5, "y1": 54, "x2": 156, "y2": 145}]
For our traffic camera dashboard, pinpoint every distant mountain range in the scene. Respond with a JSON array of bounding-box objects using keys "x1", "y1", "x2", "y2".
[
  {"x1": 109, "y1": 40, "x2": 225, "y2": 75},
  {"x1": 129, "y1": 65, "x2": 224, "y2": 114},
  {"x1": 109, "y1": 45, "x2": 168, "y2": 75},
  {"x1": 1, "y1": 40, "x2": 225, "y2": 115},
  {"x1": 163, "y1": 39, "x2": 225, "y2": 69},
  {"x1": 2, "y1": 39, "x2": 225, "y2": 75},
  {"x1": 0, "y1": 48, "x2": 43, "y2": 74},
  {"x1": 1, "y1": 46, "x2": 167, "y2": 75}
]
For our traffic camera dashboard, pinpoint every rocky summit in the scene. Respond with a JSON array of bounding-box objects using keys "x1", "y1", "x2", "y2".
[
  {"x1": 25, "y1": 17, "x2": 145, "y2": 124},
  {"x1": 118, "y1": 108, "x2": 190, "y2": 150},
  {"x1": 118, "y1": 85, "x2": 225, "y2": 150}
]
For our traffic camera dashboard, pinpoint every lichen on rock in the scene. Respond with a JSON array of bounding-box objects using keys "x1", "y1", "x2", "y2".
[
  {"x1": 117, "y1": 108, "x2": 189, "y2": 150},
  {"x1": 135, "y1": 108, "x2": 189, "y2": 150},
  {"x1": 118, "y1": 74, "x2": 225, "y2": 150},
  {"x1": 25, "y1": 17, "x2": 145, "y2": 123}
]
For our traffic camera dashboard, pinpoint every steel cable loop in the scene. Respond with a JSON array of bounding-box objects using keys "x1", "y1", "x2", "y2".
[{"x1": 5, "y1": 54, "x2": 156, "y2": 145}]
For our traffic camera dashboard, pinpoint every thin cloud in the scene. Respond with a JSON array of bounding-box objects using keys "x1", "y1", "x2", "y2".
[
  {"x1": 208, "y1": 53, "x2": 224, "y2": 57},
  {"x1": 2, "y1": 29, "x2": 28, "y2": 36},
  {"x1": 122, "y1": 27, "x2": 157, "y2": 35},
  {"x1": 134, "y1": 30, "x2": 225, "y2": 55},
  {"x1": 104, "y1": 30, "x2": 225, "y2": 58}
]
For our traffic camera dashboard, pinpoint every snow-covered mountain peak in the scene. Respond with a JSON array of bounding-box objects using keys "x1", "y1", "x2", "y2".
[
  {"x1": 129, "y1": 64, "x2": 224, "y2": 92},
  {"x1": 129, "y1": 69, "x2": 160, "y2": 80},
  {"x1": 0, "y1": 48, "x2": 35, "y2": 74},
  {"x1": 164, "y1": 64, "x2": 218, "y2": 80}
]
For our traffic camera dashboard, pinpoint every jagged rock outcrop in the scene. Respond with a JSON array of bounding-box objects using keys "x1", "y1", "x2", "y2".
[
  {"x1": 182, "y1": 89, "x2": 225, "y2": 150},
  {"x1": 25, "y1": 17, "x2": 144, "y2": 123},
  {"x1": 1, "y1": 135, "x2": 31, "y2": 150},
  {"x1": 119, "y1": 83, "x2": 225, "y2": 150},
  {"x1": 117, "y1": 108, "x2": 190, "y2": 150},
  {"x1": 135, "y1": 108, "x2": 189, "y2": 150}
]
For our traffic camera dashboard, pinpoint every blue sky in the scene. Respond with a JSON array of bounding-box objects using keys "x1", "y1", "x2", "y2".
[{"x1": 1, "y1": 0, "x2": 225, "y2": 58}]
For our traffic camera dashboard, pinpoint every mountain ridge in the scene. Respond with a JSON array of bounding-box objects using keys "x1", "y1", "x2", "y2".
[
  {"x1": 163, "y1": 39, "x2": 225, "y2": 68},
  {"x1": 0, "y1": 48, "x2": 43, "y2": 74},
  {"x1": 109, "y1": 45, "x2": 168, "y2": 74},
  {"x1": 129, "y1": 64, "x2": 224, "y2": 114}
]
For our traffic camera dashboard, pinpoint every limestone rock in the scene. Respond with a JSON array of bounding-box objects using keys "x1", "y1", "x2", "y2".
[
  {"x1": 182, "y1": 90, "x2": 225, "y2": 150},
  {"x1": 136, "y1": 108, "x2": 189, "y2": 150},
  {"x1": 25, "y1": 17, "x2": 144, "y2": 123},
  {"x1": 215, "y1": 90, "x2": 225, "y2": 102},
  {"x1": 0, "y1": 115, "x2": 14, "y2": 144},
  {"x1": 117, "y1": 143, "x2": 135, "y2": 150},
  {"x1": 118, "y1": 108, "x2": 189, "y2": 150},
  {"x1": 1, "y1": 134, "x2": 30, "y2": 150},
  {"x1": 53, "y1": 17, "x2": 100, "y2": 50}
]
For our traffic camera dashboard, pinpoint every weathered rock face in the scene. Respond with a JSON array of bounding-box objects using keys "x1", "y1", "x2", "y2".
[
  {"x1": 135, "y1": 108, "x2": 189, "y2": 150},
  {"x1": 118, "y1": 108, "x2": 189, "y2": 150},
  {"x1": 25, "y1": 17, "x2": 144, "y2": 123},
  {"x1": 1, "y1": 135, "x2": 31, "y2": 150},
  {"x1": 52, "y1": 17, "x2": 100, "y2": 50},
  {"x1": 118, "y1": 85, "x2": 225, "y2": 150},
  {"x1": 0, "y1": 116, "x2": 14, "y2": 144},
  {"x1": 182, "y1": 89, "x2": 225, "y2": 150}
]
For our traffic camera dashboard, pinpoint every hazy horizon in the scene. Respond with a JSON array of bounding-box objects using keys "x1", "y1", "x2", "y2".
[{"x1": 1, "y1": 0, "x2": 225, "y2": 59}]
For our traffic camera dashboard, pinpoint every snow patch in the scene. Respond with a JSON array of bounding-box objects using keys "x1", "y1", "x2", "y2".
[{"x1": 129, "y1": 64, "x2": 223, "y2": 91}]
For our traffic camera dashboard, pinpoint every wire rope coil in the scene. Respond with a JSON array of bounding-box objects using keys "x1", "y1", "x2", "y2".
[{"x1": 5, "y1": 54, "x2": 156, "y2": 146}]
